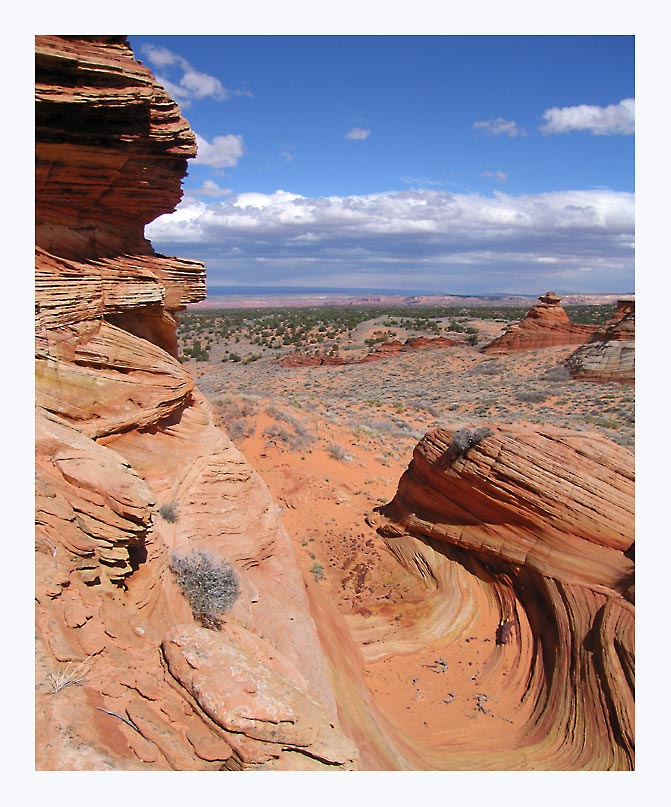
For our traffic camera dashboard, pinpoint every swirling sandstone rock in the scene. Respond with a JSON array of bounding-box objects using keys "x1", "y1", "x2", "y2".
[
  {"x1": 482, "y1": 291, "x2": 597, "y2": 353},
  {"x1": 567, "y1": 299, "x2": 635, "y2": 383},
  {"x1": 368, "y1": 423, "x2": 634, "y2": 769}
]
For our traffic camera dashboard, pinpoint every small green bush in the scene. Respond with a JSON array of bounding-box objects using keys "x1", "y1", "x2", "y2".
[
  {"x1": 170, "y1": 550, "x2": 240, "y2": 629},
  {"x1": 515, "y1": 390, "x2": 549, "y2": 403},
  {"x1": 448, "y1": 427, "x2": 493, "y2": 459},
  {"x1": 310, "y1": 562, "x2": 325, "y2": 582},
  {"x1": 159, "y1": 502, "x2": 179, "y2": 523},
  {"x1": 327, "y1": 443, "x2": 351, "y2": 462}
]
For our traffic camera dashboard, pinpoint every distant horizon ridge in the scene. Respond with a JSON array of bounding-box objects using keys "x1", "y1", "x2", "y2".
[{"x1": 205, "y1": 285, "x2": 633, "y2": 298}]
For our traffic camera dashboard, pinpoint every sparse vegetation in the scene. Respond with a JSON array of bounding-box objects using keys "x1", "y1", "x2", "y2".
[
  {"x1": 158, "y1": 502, "x2": 179, "y2": 523},
  {"x1": 327, "y1": 443, "x2": 352, "y2": 462},
  {"x1": 448, "y1": 427, "x2": 493, "y2": 459},
  {"x1": 543, "y1": 364, "x2": 572, "y2": 382},
  {"x1": 310, "y1": 562, "x2": 325, "y2": 581},
  {"x1": 170, "y1": 550, "x2": 240, "y2": 629},
  {"x1": 515, "y1": 390, "x2": 550, "y2": 404},
  {"x1": 177, "y1": 303, "x2": 618, "y2": 367},
  {"x1": 46, "y1": 653, "x2": 98, "y2": 694},
  {"x1": 178, "y1": 302, "x2": 633, "y2": 450}
]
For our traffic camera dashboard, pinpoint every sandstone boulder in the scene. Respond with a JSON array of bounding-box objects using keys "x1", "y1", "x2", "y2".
[{"x1": 567, "y1": 299, "x2": 635, "y2": 383}]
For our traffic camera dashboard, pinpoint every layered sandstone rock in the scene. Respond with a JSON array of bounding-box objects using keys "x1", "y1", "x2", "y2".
[
  {"x1": 368, "y1": 423, "x2": 634, "y2": 769},
  {"x1": 34, "y1": 34, "x2": 636, "y2": 774},
  {"x1": 567, "y1": 299, "x2": 635, "y2": 383},
  {"x1": 481, "y1": 291, "x2": 597, "y2": 353},
  {"x1": 35, "y1": 35, "x2": 356, "y2": 771},
  {"x1": 36, "y1": 35, "x2": 195, "y2": 260}
]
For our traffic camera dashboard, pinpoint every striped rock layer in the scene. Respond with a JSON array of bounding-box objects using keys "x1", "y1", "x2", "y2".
[
  {"x1": 481, "y1": 291, "x2": 597, "y2": 353},
  {"x1": 368, "y1": 423, "x2": 634, "y2": 769},
  {"x1": 567, "y1": 300, "x2": 635, "y2": 383},
  {"x1": 34, "y1": 35, "x2": 356, "y2": 771}
]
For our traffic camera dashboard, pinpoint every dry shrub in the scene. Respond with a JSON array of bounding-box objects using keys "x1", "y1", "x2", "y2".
[
  {"x1": 170, "y1": 550, "x2": 240, "y2": 629},
  {"x1": 448, "y1": 427, "x2": 493, "y2": 459}
]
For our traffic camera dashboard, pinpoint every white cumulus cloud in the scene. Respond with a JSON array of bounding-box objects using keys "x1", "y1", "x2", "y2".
[
  {"x1": 193, "y1": 179, "x2": 234, "y2": 197},
  {"x1": 540, "y1": 98, "x2": 635, "y2": 135},
  {"x1": 146, "y1": 187, "x2": 634, "y2": 293},
  {"x1": 345, "y1": 127, "x2": 371, "y2": 140},
  {"x1": 194, "y1": 132, "x2": 245, "y2": 169},
  {"x1": 140, "y1": 44, "x2": 249, "y2": 107},
  {"x1": 473, "y1": 118, "x2": 526, "y2": 137}
]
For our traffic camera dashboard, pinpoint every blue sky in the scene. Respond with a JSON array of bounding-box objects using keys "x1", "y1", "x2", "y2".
[{"x1": 128, "y1": 34, "x2": 635, "y2": 294}]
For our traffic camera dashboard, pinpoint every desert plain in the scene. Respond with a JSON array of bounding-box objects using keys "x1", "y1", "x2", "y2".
[{"x1": 176, "y1": 297, "x2": 634, "y2": 753}]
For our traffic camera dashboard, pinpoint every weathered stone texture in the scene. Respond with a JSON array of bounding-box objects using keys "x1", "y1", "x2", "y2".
[
  {"x1": 482, "y1": 291, "x2": 597, "y2": 353},
  {"x1": 369, "y1": 423, "x2": 635, "y2": 769},
  {"x1": 34, "y1": 36, "x2": 356, "y2": 772},
  {"x1": 567, "y1": 300, "x2": 635, "y2": 383}
]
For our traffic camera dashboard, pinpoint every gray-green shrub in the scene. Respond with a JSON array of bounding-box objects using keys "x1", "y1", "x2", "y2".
[
  {"x1": 170, "y1": 550, "x2": 240, "y2": 629},
  {"x1": 159, "y1": 502, "x2": 179, "y2": 523},
  {"x1": 448, "y1": 427, "x2": 493, "y2": 459}
]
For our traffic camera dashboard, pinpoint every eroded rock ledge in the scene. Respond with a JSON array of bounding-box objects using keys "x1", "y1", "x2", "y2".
[
  {"x1": 35, "y1": 35, "x2": 357, "y2": 771},
  {"x1": 36, "y1": 35, "x2": 196, "y2": 260},
  {"x1": 277, "y1": 335, "x2": 464, "y2": 367}
]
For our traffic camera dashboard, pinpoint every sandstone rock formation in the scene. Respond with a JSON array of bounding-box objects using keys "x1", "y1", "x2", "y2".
[
  {"x1": 35, "y1": 35, "x2": 356, "y2": 771},
  {"x1": 277, "y1": 335, "x2": 462, "y2": 367},
  {"x1": 481, "y1": 291, "x2": 597, "y2": 353},
  {"x1": 34, "y1": 35, "x2": 636, "y2": 773},
  {"x1": 567, "y1": 299, "x2": 635, "y2": 383},
  {"x1": 368, "y1": 423, "x2": 634, "y2": 769}
]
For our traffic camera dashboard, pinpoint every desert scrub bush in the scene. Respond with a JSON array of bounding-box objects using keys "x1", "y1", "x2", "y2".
[
  {"x1": 216, "y1": 393, "x2": 258, "y2": 421},
  {"x1": 310, "y1": 562, "x2": 325, "y2": 582},
  {"x1": 352, "y1": 423, "x2": 376, "y2": 438},
  {"x1": 264, "y1": 419, "x2": 315, "y2": 450},
  {"x1": 227, "y1": 418, "x2": 255, "y2": 442},
  {"x1": 448, "y1": 427, "x2": 493, "y2": 460},
  {"x1": 327, "y1": 442, "x2": 352, "y2": 462},
  {"x1": 158, "y1": 502, "x2": 179, "y2": 523},
  {"x1": 170, "y1": 550, "x2": 240, "y2": 629},
  {"x1": 515, "y1": 390, "x2": 550, "y2": 403},
  {"x1": 470, "y1": 361, "x2": 503, "y2": 376},
  {"x1": 542, "y1": 364, "x2": 571, "y2": 382}
]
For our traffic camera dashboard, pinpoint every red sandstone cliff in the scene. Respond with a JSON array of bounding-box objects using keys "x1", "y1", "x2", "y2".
[
  {"x1": 481, "y1": 291, "x2": 597, "y2": 353},
  {"x1": 368, "y1": 423, "x2": 634, "y2": 769},
  {"x1": 35, "y1": 36, "x2": 356, "y2": 771},
  {"x1": 567, "y1": 299, "x2": 635, "y2": 383}
]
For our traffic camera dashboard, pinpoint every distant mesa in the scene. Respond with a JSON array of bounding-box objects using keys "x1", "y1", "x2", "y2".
[
  {"x1": 567, "y1": 299, "x2": 635, "y2": 383},
  {"x1": 481, "y1": 290, "x2": 598, "y2": 353}
]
